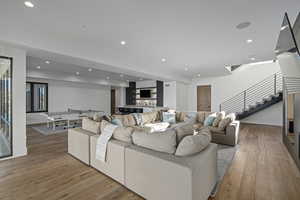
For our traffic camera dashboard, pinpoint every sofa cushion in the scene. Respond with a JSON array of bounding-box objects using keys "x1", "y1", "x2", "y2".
[
  {"x1": 113, "y1": 126, "x2": 134, "y2": 143},
  {"x1": 113, "y1": 114, "x2": 136, "y2": 127},
  {"x1": 218, "y1": 118, "x2": 232, "y2": 130},
  {"x1": 193, "y1": 122, "x2": 203, "y2": 130},
  {"x1": 175, "y1": 112, "x2": 186, "y2": 122},
  {"x1": 208, "y1": 126, "x2": 226, "y2": 135},
  {"x1": 174, "y1": 123, "x2": 194, "y2": 143},
  {"x1": 162, "y1": 112, "x2": 176, "y2": 124},
  {"x1": 132, "y1": 129, "x2": 177, "y2": 154},
  {"x1": 175, "y1": 132, "x2": 211, "y2": 156},
  {"x1": 93, "y1": 113, "x2": 103, "y2": 122},
  {"x1": 212, "y1": 111, "x2": 225, "y2": 127},
  {"x1": 141, "y1": 112, "x2": 158, "y2": 125},
  {"x1": 196, "y1": 112, "x2": 206, "y2": 123},
  {"x1": 82, "y1": 117, "x2": 101, "y2": 134}
]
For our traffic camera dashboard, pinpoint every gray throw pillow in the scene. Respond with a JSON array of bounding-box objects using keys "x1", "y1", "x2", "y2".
[
  {"x1": 132, "y1": 129, "x2": 177, "y2": 154},
  {"x1": 212, "y1": 111, "x2": 225, "y2": 127},
  {"x1": 175, "y1": 133, "x2": 211, "y2": 156},
  {"x1": 174, "y1": 123, "x2": 194, "y2": 143}
]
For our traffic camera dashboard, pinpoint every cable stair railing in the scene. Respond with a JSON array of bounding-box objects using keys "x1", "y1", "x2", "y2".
[{"x1": 220, "y1": 71, "x2": 283, "y2": 119}]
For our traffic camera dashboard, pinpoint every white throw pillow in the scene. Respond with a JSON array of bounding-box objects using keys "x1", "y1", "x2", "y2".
[
  {"x1": 132, "y1": 129, "x2": 177, "y2": 154},
  {"x1": 175, "y1": 133, "x2": 211, "y2": 156},
  {"x1": 82, "y1": 117, "x2": 101, "y2": 134}
]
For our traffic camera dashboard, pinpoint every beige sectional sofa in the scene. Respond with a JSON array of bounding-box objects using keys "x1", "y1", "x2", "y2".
[
  {"x1": 69, "y1": 127, "x2": 217, "y2": 200},
  {"x1": 68, "y1": 110, "x2": 239, "y2": 200}
]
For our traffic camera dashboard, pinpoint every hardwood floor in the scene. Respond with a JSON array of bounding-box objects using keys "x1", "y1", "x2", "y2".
[{"x1": 0, "y1": 124, "x2": 299, "y2": 200}]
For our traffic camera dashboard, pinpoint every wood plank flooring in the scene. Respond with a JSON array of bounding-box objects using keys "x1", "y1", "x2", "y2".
[{"x1": 0, "y1": 124, "x2": 299, "y2": 200}]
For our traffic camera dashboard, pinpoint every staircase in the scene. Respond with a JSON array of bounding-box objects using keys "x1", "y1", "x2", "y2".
[{"x1": 220, "y1": 71, "x2": 283, "y2": 120}]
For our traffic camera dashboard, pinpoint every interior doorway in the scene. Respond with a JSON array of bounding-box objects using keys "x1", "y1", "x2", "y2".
[
  {"x1": 111, "y1": 89, "x2": 116, "y2": 115},
  {"x1": 197, "y1": 85, "x2": 211, "y2": 111}
]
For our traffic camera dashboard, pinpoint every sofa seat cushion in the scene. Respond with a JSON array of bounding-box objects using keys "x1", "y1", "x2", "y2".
[
  {"x1": 132, "y1": 129, "x2": 177, "y2": 154},
  {"x1": 82, "y1": 117, "x2": 101, "y2": 134},
  {"x1": 175, "y1": 133, "x2": 211, "y2": 156},
  {"x1": 193, "y1": 122, "x2": 203, "y2": 130},
  {"x1": 208, "y1": 126, "x2": 226, "y2": 135},
  {"x1": 144, "y1": 122, "x2": 170, "y2": 133},
  {"x1": 174, "y1": 123, "x2": 194, "y2": 143}
]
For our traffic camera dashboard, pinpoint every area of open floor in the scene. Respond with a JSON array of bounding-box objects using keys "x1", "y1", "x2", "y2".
[{"x1": 0, "y1": 124, "x2": 299, "y2": 200}]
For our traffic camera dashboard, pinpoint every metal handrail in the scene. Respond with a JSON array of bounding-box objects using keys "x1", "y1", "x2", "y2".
[{"x1": 220, "y1": 71, "x2": 282, "y2": 114}]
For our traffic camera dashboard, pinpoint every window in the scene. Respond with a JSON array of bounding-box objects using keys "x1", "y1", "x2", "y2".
[
  {"x1": 26, "y1": 82, "x2": 48, "y2": 113},
  {"x1": 0, "y1": 56, "x2": 12, "y2": 158}
]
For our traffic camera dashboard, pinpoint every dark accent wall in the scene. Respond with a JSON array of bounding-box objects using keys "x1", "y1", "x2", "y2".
[
  {"x1": 126, "y1": 81, "x2": 136, "y2": 105},
  {"x1": 156, "y1": 80, "x2": 164, "y2": 106}
]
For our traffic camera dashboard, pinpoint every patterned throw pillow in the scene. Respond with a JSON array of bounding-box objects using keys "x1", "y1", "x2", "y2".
[
  {"x1": 132, "y1": 113, "x2": 143, "y2": 126},
  {"x1": 162, "y1": 112, "x2": 176, "y2": 124},
  {"x1": 212, "y1": 111, "x2": 225, "y2": 127},
  {"x1": 203, "y1": 115, "x2": 216, "y2": 126}
]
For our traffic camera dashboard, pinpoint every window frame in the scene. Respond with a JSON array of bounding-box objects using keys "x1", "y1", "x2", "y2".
[{"x1": 26, "y1": 82, "x2": 48, "y2": 113}]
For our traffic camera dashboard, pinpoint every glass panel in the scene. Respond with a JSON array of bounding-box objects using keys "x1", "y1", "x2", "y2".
[
  {"x1": 26, "y1": 83, "x2": 31, "y2": 112},
  {"x1": 33, "y1": 83, "x2": 47, "y2": 112},
  {"x1": 0, "y1": 57, "x2": 12, "y2": 158}
]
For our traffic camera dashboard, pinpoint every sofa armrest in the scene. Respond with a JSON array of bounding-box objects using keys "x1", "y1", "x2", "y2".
[{"x1": 225, "y1": 120, "x2": 240, "y2": 145}]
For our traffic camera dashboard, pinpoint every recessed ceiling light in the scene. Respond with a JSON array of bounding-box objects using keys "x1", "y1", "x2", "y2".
[
  {"x1": 120, "y1": 74, "x2": 124, "y2": 77},
  {"x1": 250, "y1": 57, "x2": 256, "y2": 61},
  {"x1": 106, "y1": 76, "x2": 110, "y2": 80},
  {"x1": 88, "y1": 68, "x2": 92, "y2": 72},
  {"x1": 36, "y1": 66, "x2": 41, "y2": 69},
  {"x1": 197, "y1": 74, "x2": 201, "y2": 77},
  {"x1": 161, "y1": 58, "x2": 167, "y2": 63},
  {"x1": 45, "y1": 60, "x2": 50, "y2": 64},
  {"x1": 184, "y1": 66, "x2": 189, "y2": 71},
  {"x1": 76, "y1": 72, "x2": 80, "y2": 75},
  {"x1": 246, "y1": 39, "x2": 253, "y2": 43},
  {"x1": 24, "y1": 1, "x2": 34, "y2": 8},
  {"x1": 120, "y1": 41, "x2": 126, "y2": 45}
]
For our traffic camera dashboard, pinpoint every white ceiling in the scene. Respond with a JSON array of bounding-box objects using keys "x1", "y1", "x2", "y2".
[
  {"x1": 0, "y1": 0, "x2": 299, "y2": 82},
  {"x1": 27, "y1": 56, "x2": 149, "y2": 84}
]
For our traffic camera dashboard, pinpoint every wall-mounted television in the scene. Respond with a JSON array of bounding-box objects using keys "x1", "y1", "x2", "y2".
[{"x1": 140, "y1": 90, "x2": 151, "y2": 98}]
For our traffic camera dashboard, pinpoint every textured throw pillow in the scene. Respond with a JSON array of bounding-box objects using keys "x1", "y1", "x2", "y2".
[
  {"x1": 218, "y1": 118, "x2": 232, "y2": 130},
  {"x1": 162, "y1": 112, "x2": 176, "y2": 124},
  {"x1": 212, "y1": 111, "x2": 225, "y2": 127},
  {"x1": 203, "y1": 115, "x2": 216, "y2": 126},
  {"x1": 174, "y1": 123, "x2": 194, "y2": 143},
  {"x1": 196, "y1": 112, "x2": 206, "y2": 123},
  {"x1": 111, "y1": 118, "x2": 123, "y2": 127},
  {"x1": 82, "y1": 117, "x2": 101, "y2": 134},
  {"x1": 93, "y1": 113, "x2": 103, "y2": 122},
  {"x1": 113, "y1": 126, "x2": 134, "y2": 143},
  {"x1": 175, "y1": 133, "x2": 211, "y2": 156},
  {"x1": 132, "y1": 129, "x2": 177, "y2": 154},
  {"x1": 175, "y1": 112, "x2": 186, "y2": 122}
]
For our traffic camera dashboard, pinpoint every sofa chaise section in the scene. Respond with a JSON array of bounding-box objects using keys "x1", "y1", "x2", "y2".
[
  {"x1": 125, "y1": 143, "x2": 218, "y2": 200},
  {"x1": 90, "y1": 136, "x2": 130, "y2": 184}
]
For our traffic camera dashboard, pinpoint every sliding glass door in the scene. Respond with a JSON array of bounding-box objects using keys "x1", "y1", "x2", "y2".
[{"x1": 0, "y1": 56, "x2": 12, "y2": 158}]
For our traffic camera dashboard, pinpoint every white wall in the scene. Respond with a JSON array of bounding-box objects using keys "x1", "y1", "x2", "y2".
[
  {"x1": 0, "y1": 44, "x2": 27, "y2": 160},
  {"x1": 164, "y1": 81, "x2": 189, "y2": 111},
  {"x1": 188, "y1": 61, "x2": 282, "y2": 125},
  {"x1": 26, "y1": 78, "x2": 111, "y2": 125}
]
